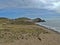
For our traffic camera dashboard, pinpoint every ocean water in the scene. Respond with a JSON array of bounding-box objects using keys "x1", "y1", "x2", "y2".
[{"x1": 37, "y1": 20, "x2": 60, "y2": 32}]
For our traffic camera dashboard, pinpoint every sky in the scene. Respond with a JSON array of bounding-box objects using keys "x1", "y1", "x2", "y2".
[{"x1": 0, "y1": 0, "x2": 60, "y2": 20}]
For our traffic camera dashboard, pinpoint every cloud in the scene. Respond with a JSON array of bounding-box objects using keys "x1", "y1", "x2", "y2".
[
  {"x1": 0, "y1": 0, "x2": 42, "y2": 8},
  {"x1": 0, "y1": 0, "x2": 60, "y2": 12},
  {"x1": 39, "y1": 0, "x2": 60, "y2": 12}
]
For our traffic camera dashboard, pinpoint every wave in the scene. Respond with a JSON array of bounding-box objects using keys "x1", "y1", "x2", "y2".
[{"x1": 36, "y1": 23, "x2": 60, "y2": 33}]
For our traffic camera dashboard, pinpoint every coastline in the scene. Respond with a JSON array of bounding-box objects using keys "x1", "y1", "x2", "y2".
[
  {"x1": 0, "y1": 23, "x2": 60, "y2": 45},
  {"x1": 36, "y1": 24, "x2": 60, "y2": 34}
]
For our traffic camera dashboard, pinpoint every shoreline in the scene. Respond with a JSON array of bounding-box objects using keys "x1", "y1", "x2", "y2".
[{"x1": 36, "y1": 24, "x2": 60, "y2": 34}]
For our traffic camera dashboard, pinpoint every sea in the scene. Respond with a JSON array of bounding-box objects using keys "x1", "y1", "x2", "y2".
[{"x1": 37, "y1": 19, "x2": 60, "y2": 32}]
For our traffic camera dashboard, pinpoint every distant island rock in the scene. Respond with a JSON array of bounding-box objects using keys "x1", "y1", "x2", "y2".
[{"x1": 33, "y1": 18, "x2": 45, "y2": 22}]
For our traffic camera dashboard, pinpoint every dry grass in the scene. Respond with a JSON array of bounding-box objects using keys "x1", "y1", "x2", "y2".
[
  {"x1": 0, "y1": 18, "x2": 60, "y2": 45},
  {"x1": 0, "y1": 24, "x2": 60, "y2": 45},
  {"x1": 0, "y1": 24, "x2": 49, "y2": 43}
]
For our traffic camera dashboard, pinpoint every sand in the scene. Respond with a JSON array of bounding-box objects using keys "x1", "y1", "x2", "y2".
[{"x1": 0, "y1": 25, "x2": 60, "y2": 45}]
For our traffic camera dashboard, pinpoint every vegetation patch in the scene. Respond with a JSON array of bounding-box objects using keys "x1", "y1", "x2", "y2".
[{"x1": 0, "y1": 17, "x2": 48, "y2": 43}]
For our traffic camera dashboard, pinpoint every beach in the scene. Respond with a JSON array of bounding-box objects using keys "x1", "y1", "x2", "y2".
[
  {"x1": 0, "y1": 17, "x2": 60, "y2": 45},
  {"x1": 36, "y1": 24, "x2": 60, "y2": 34},
  {"x1": 0, "y1": 0, "x2": 60, "y2": 45},
  {"x1": 0, "y1": 24, "x2": 60, "y2": 45},
  {"x1": 38, "y1": 20, "x2": 60, "y2": 32}
]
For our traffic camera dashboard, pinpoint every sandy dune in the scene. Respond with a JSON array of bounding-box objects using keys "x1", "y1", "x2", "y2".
[{"x1": 0, "y1": 25, "x2": 60, "y2": 45}]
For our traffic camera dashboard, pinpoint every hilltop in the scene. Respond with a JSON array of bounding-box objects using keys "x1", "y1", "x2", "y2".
[{"x1": 0, "y1": 17, "x2": 45, "y2": 25}]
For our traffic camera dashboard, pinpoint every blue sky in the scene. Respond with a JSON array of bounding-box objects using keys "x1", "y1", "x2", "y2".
[{"x1": 0, "y1": 0, "x2": 60, "y2": 20}]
